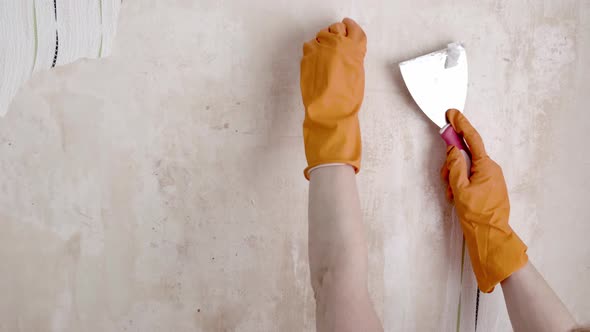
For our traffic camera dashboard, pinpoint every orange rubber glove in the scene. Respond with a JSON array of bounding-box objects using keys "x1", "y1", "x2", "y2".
[
  {"x1": 300, "y1": 18, "x2": 367, "y2": 179},
  {"x1": 441, "y1": 109, "x2": 528, "y2": 293}
]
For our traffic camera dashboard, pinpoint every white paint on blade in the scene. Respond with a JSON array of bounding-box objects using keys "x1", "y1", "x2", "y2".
[{"x1": 445, "y1": 42, "x2": 463, "y2": 69}]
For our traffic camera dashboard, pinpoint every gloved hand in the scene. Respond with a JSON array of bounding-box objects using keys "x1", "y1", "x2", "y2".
[
  {"x1": 441, "y1": 109, "x2": 528, "y2": 293},
  {"x1": 300, "y1": 18, "x2": 367, "y2": 179}
]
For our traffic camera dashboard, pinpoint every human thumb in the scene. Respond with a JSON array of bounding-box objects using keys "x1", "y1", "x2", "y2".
[{"x1": 446, "y1": 146, "x2": 469, "y2": 192}]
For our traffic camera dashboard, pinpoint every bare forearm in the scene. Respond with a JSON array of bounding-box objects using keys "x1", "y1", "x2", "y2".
[
  {"x1": 501, "y1": 261, "x2": 576, "y2": 332},
  {"x1": 308, "y1": 165, "x2": 368, "y2": 293},
  {"x1": 308, "y1": 165, "x2": 382, "y2": 332}
]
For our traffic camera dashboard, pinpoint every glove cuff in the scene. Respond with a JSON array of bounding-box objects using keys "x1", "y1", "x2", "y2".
[
  {"x1": 469, "y1": 228, "x2": 529, "y2": 293},
  {"x1": 302, "y1": 113, "x2": 361, "y2": 180}
]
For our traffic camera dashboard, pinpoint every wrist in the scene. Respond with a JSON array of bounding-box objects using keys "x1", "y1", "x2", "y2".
[{"x1": 305, "y1": 163, "x2": 357, "y2": 180}]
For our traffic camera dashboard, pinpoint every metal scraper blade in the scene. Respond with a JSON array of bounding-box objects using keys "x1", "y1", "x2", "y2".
[{"x1": 399, "y1": 43, "x2": 468, "y2": 129}]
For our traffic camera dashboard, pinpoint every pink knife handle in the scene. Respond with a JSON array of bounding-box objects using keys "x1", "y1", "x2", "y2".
[
  {"x1": 440, "y1": 123, "x2": 468, "y2": 151},
  {"x1": 440, "y1": 123, "x2": 472, "y2": 174}
]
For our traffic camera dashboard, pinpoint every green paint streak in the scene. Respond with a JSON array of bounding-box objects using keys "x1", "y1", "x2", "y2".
[
  {"x1": 30, "y1": 0, "x2": 38, "y2": 74},
  {"x1": 98, "y1": 0, "x2": 103, "y2": 57},
  {"x1": 456, "y1": 238, "x2": 467, "y2": 332}
]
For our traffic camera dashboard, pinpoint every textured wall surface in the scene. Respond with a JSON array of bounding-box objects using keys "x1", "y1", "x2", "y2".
[{"x1": 0, "y1": 1, "x2": 588, "y2": 331}]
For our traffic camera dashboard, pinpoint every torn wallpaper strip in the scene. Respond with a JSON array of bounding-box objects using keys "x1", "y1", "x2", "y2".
[{"x1": 0, "y1": 0, "x2": 121, "y2": 116}]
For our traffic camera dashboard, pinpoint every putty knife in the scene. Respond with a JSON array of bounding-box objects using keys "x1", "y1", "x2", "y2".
[
  {"x1": 399, "y1": 42, "x2": 471, "y2": 164},
  {"x1": 399, "y1": 43, "x2": 481, "y2": 332}
]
